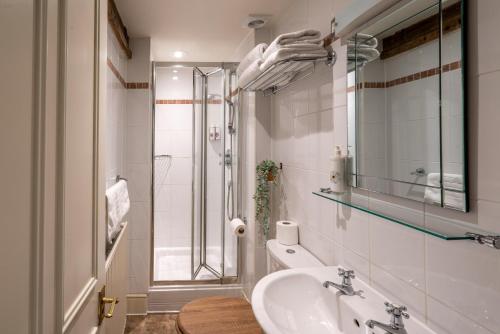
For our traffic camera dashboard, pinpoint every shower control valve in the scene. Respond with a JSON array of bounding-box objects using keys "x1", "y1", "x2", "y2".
[{"x1": 224, "y1": 149, "x2": 232, "y2": 166}]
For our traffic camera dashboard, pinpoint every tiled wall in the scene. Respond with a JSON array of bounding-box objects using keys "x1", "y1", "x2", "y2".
[
  {"x1": 237, "y1": 28, "x2": 274, "y2": 298},
  {"x1": 106, "y1": 29, "x2": 152, "y2": 299},
  {"x1": 106, "y1": 24, "x2": 128, "y2": 189},
  {"x1": 266, "y1": 1, "x2": 500, "y2": 334},
  {"x1": 124, "y1": 38, "x2": 152, "y2": 295},
  {"x1": 269, "y1": 0, "x2": 340, "y2": 266},
  {"x1": 154, "y1": 67, "x2": 193, "y2": 249}
]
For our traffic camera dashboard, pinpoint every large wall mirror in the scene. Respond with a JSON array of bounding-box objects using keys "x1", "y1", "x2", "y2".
[{"x1": 347, "y1": 0, "x2": 467, "y2": 211}]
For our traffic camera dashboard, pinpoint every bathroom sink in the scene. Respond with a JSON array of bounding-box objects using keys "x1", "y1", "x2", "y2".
[{"x1": 252, "y1": 266, "x2": 437, "y2": 334}]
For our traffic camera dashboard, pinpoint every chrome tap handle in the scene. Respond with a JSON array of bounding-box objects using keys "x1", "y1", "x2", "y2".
[
  {"x1": 338, "y1": 268, "x2": 355, "y2": 278},
  {"x1": 385, "y1": 302, "x2": 410, "y2": 319},
  {"x1": 338, "y1": 268, "x2": 355, "y2": 286}
]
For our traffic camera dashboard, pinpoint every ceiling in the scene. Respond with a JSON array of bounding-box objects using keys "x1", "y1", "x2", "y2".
[{"x1": 115, "y1": 0, "x2": 293, "y2": 62}]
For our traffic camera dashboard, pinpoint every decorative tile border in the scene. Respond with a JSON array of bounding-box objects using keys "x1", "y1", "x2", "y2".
[
  {"x1": 155, "y1": 99, "x2": 222, "y2": 105},
  {"x1": 347, "y1": 60, "x2": 461, "y2": 92},
  {"x1": 127, "y1": 82, "x2": 149, "y2": 89},
  {"x1": 107, "y1": 58, "x2": 126, "y2": 88},
  {"x1": 107, "y1": 57, "x2": 149, "y2": 89}
]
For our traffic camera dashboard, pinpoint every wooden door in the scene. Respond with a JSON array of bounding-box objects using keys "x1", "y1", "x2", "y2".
[
  {"x1": 1, "y1": 0, "x2": 111, "y2": 333},
  {"x1": 60, "y1": 0, "x2": 108, "y2": 333}
]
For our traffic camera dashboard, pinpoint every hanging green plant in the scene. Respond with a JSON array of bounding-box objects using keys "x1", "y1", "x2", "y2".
[{"x1": 254, "y1": 160, "x2": 280, "y2": 240}]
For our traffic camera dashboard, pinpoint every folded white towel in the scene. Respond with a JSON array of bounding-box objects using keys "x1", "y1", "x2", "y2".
[
  {"x1": 260, "y1": 47, "x2": 328, "y2": 72},
  {"x1": 424, "y1": 173, "x2": 441, "y2": 204},
  {"x1": 263, "y1": 29, "x2": 323, "y2": 59},
  {"x1": 106, "y1": 180, "x2": 130, "y2": 244},
  {"x1": 347, "y1": 47, "x2": 380, "y2": 63},
  {"x1": 236, "y1": 43, "x2": 267, "y2": 78},
  {"x1": 442, "y1": 174, "x2": 463, "y2": 189},
  {"x1": 238, "y1": 58, "x2": 263, "y2": 88},
  {"x1": 348, "y1": 33, "x2": 378, "y2": 48},
  {"x1": 424, "y1": 173, "x2": 465, "y2": 210}
]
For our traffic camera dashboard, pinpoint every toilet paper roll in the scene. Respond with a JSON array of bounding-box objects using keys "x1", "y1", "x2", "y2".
[
  {"x1": 276, "y1": 220, "x2": 299, "y2": 245},
  {"x1": 230, "y1": 218, "x2": 246, "y2": 237}
]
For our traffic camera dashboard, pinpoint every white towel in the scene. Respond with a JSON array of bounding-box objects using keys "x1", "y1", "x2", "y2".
[
  {"x1": 424, "y1": 173, "x2": 465, "y2": 210},
  {"x1": 236, "y1": 43, "x2": 267, "y2": 78},
  {"x1": 260, "y1": 47, "x2": 328, "y2": 72},
  {"x1": 105, "y1": 180, "x2": 130, "y2": 244},
  {"x1": 347, "y1": 47, "x2": 380, "y2": 63},
  {"x1": 348, "y1": 33, "x2": 378, "y2": 48},
  {"x1": 238, "y1": 58, "x2": 263, "y2": 88},
  {"x1": 424, "y1": 173, "x2": 441, "y2": 204},
  {"x1": 263, "y1": 29, "x2": 323, "y2": 59}
]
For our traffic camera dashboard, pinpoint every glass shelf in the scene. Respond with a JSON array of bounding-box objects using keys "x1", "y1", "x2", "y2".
[{"x1": 312, "y1": 190, "x2": 474, "y2": 240}]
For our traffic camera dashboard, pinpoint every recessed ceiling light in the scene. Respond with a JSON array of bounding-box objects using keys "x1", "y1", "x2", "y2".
[
  {"x1": 173, "y1": 51, "x2": 185, "y2": 58},
  {"x1": 173, "y1": 69, "x2": 178, "y2": 73},
  {"x1": 172, "y1": 76, "x2": 179, "y2": 81}
]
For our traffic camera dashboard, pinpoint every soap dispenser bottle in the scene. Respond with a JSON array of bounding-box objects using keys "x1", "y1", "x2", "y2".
[{"x1": 330, "y1": 145, "x2": 346, "y2": 193}]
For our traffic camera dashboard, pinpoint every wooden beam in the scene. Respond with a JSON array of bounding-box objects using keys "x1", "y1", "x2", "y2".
[
  {"x1": 380, "y1": 2, "x2": 461, "y2": 60},
  {"x1": 108, "y1": 0, "x2": 132, "y2": 59}
]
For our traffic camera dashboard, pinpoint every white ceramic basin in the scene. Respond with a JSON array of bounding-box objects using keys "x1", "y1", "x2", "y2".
[{"x1": 252, "y1": 266, "x2": 436, "y2": 334}]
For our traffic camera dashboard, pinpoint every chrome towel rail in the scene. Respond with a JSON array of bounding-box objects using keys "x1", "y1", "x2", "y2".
[
  {"x1": 241, "y1": 52, "x2": 336, "y2": 96},
  {"x1": 115, "y1": 175, "x2": 128, "y2": 183}
]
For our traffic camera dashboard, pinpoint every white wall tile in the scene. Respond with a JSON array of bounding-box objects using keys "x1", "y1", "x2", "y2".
[
  {"x1": 370, "y1": 215, "x2": 426, "y2": 291},
  {"x1": 340, "y1": 209, "x2": 370, "y2": 259},
  {"x1": 127, "y1": 90, "x2": 150, "y2": 128},
  {"x1": 129, "y1": 202, "x2": 151, "y2": 240},
  {"x1": 476, "y1": 70, "x2": 500, "y2": 202},
  {"x1": 127, "y1": 126, "x2": 151, "y2": 164},
  {"x1": 124, "y1": 38, "x2": 152, "y2": 296},
  {"x1": 426, "y1": 237, "x2": 500, "y2": 333},
  {"x1": 426, "y1": 297, "x2": 495, "y2": 334},
  {"x1": 475, "y1": 0, "x2": 500, "y2": 75},
  {"x1": 371, "y1": 264, "x2": 427, "y2": 321},
  {"x1": 342, "y1": 246, "x2": 370, "y2": 283},
  {"x1": 128, "y1": 238, "x2": 150, "y2": 293},
  {"x1": 476, "y1": 200, "x2": 500, "y2": 235},
  {"x1": 127, "y1": 163, "x2": 151, "y2": 202}
]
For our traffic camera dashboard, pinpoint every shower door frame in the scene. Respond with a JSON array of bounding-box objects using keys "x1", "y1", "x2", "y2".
[{"x1": 151, "y1": 61, "x2": 240, "y2": 286}]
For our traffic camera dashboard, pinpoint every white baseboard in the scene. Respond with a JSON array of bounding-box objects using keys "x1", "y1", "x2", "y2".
[
  {"x1": 127, "y1": 294, "x2": 148, "y2": 315},
  {"x1": 148, "y1": 284, "x2": 244, "y2": 313}
]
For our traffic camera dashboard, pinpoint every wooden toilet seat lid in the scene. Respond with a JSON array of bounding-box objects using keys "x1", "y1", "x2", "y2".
[{"x1": 177, "y1": 296, "x2": 263, "y2": 334}]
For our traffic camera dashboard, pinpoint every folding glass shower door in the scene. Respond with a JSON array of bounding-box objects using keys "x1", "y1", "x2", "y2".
[
  {"x1": 152, "y1": 62, "x2": 238, "y2": 284},
  {"x1": 192, "y1": 67, "x2": 225, "y2": 280}
]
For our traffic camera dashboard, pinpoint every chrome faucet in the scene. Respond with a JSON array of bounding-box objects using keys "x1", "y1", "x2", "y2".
[
  {"x1": 323, "y1": 268, "x2": 357, "y2": 296},
  {"x1": 366, "y1": 302, "x2": 410, "y2": 334}
]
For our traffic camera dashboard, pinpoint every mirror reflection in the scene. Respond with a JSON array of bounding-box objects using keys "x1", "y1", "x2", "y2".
[{"x1": 347, "y1": 0, "x2": 467, "y2": 211}]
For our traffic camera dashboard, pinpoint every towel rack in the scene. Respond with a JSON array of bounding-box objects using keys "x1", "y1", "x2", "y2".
[
  {"x1": 242, "y1": 52, "x2": 336, "y2": 96},
  {"x1": 116, "y1": 175, "x2": 128, "y2": 183},
  {"x1": 240, "y1": 31, "x2": 338, "y2": 96}
]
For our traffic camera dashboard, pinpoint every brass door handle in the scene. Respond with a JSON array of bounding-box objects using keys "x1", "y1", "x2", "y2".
[
  {"x1": 102, "y1": 297, "x2": 119, "y2": 318},
  {"x1": 98, "y1": 285, "x2": 119, "y2": 324}
]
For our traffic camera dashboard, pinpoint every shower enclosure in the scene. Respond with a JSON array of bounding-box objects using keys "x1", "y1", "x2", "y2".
[{"x1": 152, "y1": 62, "x2": 239, "y2": 284}]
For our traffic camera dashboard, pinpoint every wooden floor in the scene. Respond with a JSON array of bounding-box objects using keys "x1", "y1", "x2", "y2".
[
  {"x1": 124, "y1": 314, "x2": 180, "y2": 334},
  {"x1": 124, "y1": 297, "x2": 262, "y2": 334}
]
